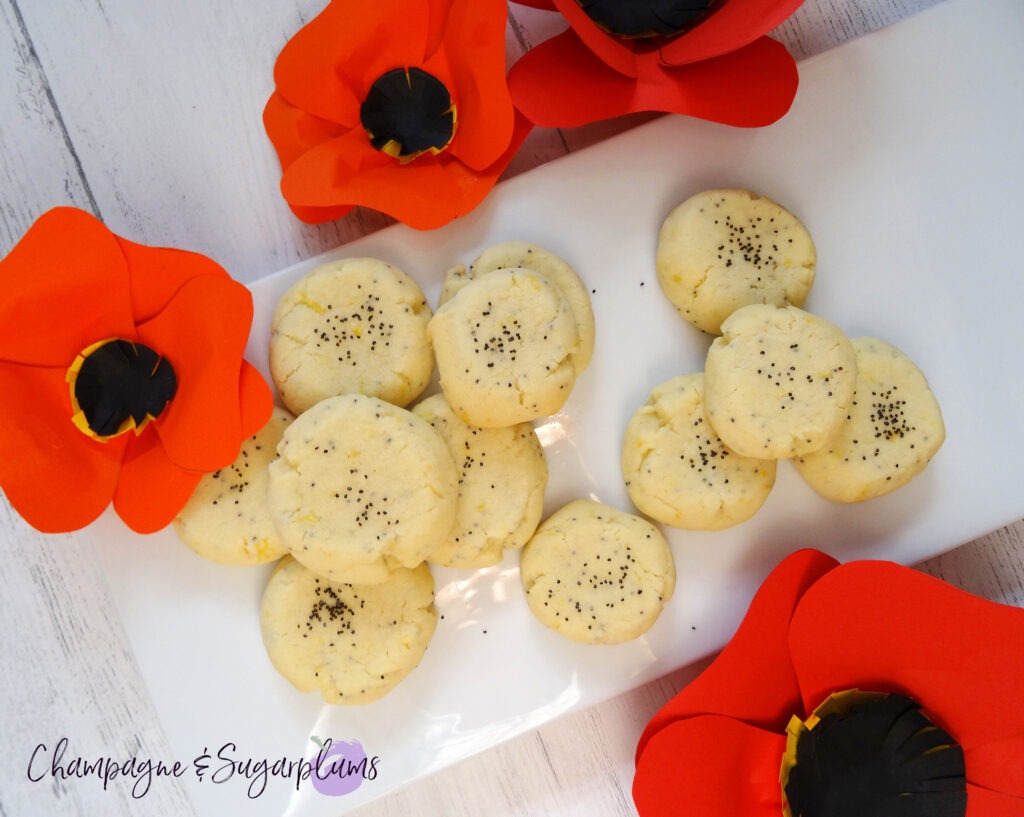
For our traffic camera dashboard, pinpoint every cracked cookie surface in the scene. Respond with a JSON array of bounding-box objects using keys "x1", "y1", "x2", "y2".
[
  {"x1": 413, "y1": 393, "x2": 547, "y2": 569},
  {"x1": 656, "y1": 189, "x2": 816, "y2": 335},
  {"x1": 440, "y1": 240, "x2": 595, "y2": 372},
  {"x1": 268, "y1": 394, "x2": 458, "y2": 584},
  {"x1": 704, "y1": 304, "x2": 857, "y2": 459},
  {"x1": 520, "y1": 499, "x2": 675, "y2": 645},
  {"x1": 173, "y1": 406, "x2": 294, "y2": 565},
  {"x1": 622, "y1": 373, "x2": 776, "y2": 530},
  {"x1": 270, "y1": 257, "x2": 433, "y2": 414},
  {"x1": 793, "y1": 337, "x2": 945, "y2": 501},
  {"x1": 428, "y1": 268, "x2": 581, "y2": 428},
  {"x1": 260, "y1": 557, "x2": 438, "y2": 705}
]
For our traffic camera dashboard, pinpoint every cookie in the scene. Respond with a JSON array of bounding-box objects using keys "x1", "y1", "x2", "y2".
[
  {"x1": 520, "y1": 499, "x2": 675, "y2": 645},
  {"x1": 428, "y1": 268, "x2": 581, "y2": 428},
  {"x1": 269, "y1": 257, "x2": 433, "y2": 414},
  {"x1": 267, "y1": 394, "x2": 458, "y2": 584},
  {"x1": 622, "y1": 374, "x2": 776, "y2": 530},
  {"x1": 704, "y1": 304, "x2": 857, "y2": 459},
  {"x1": 440, "y1": 241, "x2": 595, "y2": 372},
  {"x1": 412, "y1": 393, "x2": 547, "y2": 568},
  {"x1": 793, "y1": 337, "x2": 945, "y2": 501},
  {"x1": 260, "y1": 557, "x2": 438, "y2": 704},
  {"x1": 172, "y1": 407, "x2": 294, "y2": 566},
  {"x1": 656, "y1": 189, "x2": 816, "y2": 335}
]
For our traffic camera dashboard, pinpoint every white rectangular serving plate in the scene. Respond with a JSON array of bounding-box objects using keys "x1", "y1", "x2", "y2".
[{"x1": 88, "y1": 0, "x2": 1024, "y2": 813}]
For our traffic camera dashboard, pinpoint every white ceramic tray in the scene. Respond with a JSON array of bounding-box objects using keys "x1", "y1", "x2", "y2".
[{"x1": 89, "y1": 0, "x2": 1024, "y2": 813}]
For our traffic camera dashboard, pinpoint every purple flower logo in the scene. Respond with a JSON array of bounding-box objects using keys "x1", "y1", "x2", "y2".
[{"x1": 308, "y1": 737, "x2": 373, "y2": 796}]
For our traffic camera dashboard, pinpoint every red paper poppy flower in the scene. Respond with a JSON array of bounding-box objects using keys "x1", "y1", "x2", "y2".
[
  {"x1": 264, "y1": 0, "x2": 532, "y2": 230},
  {"x1": 508, "y1": 0, "x2": 805, "y2": 128},
  {"x1": 0, "y1": 208, "x2": 273, "y2": 534},
  {"x1": 634, "y1": 549, "x2": 1024, "y2": 817}
]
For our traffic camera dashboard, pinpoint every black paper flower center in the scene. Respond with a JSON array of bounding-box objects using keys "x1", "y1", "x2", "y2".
[
  {"x1": 360, "y1": 67, "x2": 456, "y2": 161},
  {"x1": 575, "y1": 0, "x2": 713, "y2": 38},
  {"x1": 784, "y1": 693, "x2": 967, "y2": 817},
  {"x1": 70, "y1": 339, "x2": 177, "y2": 439}
]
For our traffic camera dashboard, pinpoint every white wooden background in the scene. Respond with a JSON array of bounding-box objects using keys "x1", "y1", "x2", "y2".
[{"x1": 2, "y1": 1, "x2": 1021, "y2": 816}]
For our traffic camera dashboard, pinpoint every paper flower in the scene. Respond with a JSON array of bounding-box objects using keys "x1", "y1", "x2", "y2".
[
  {"x1": 633, "y1": 549, "x2": 1024, "y2": 817},
  {"x1": 508, "y1": 0, "x2": 805, "y2": 128},
  {"x1": 264, "y1": 0, "x2": 532, "y2": 230},
  {"x1": 0, "y1": 208, "x2": 273, "y2": 534}
]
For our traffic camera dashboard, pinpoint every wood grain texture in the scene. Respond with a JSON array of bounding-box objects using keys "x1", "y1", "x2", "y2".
[
  {"x1": 2, "y1": 1, "x2": 1022, "y2": 816},
  {"x1": 776, "y1": 0, "x2": 941, "y2": 60},
  {"x1": 0, "y1": 0, "x2": 96, "y2": 241},
  {"x1": 0, "y1": 500, "x2": 196, "y2": 817}
]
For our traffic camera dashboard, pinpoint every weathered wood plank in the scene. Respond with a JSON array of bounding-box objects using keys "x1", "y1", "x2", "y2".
[
  {"x1": 0, "y1": 0, "x2": 95, "y2": 248},
  {"x1": 0, "y1": 499, "x2": 198, "y2": 817},
  {"x1": 775, "y1": 0, "x2": 942, "y2": 61}
]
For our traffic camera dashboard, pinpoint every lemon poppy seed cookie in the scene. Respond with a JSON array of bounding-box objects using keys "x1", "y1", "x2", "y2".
[
  {"x1": 656, "y1": 189, "x2": 816, "y2": 335},
  {"x1": 269, "y1": 257, "x2": 433, "y2": 414},
  {"x1": 267, "y1": 394, "x2": 458, "y2": 584},
  {"x1": 793, "y1": 337, "x2": 945, "y2": 501},
  {"x1": 440, "y1": 241, "x2": 596, "y2": 372},
  {"x1": 260, "y1": 557, "x2": 438, "y2": 705},
  {"x1": 704, "y1": 304, "x2": 857, "y2": 459},
  {"x1": 428, "y1": 268, "x2": 581, "y2": 428},
  {"x1": 412, "y1": 393, "x2": 547, "y2": 569},
  {"x1": 520, "y1": 499, "x2": 675, "y2": 645},
  {"x1": 173, "y1": 406, "x2": 294, "y2": 566},
  {"x1": 622, "y1": 374, "x2": 776, "y2": 530}
]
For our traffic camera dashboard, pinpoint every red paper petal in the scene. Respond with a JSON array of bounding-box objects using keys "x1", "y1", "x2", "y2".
[
  {"x1": 452, "y1": 106, "x2": 534, "y2": 203},
  {"x1": 237, "y1": 360, "x2": 274, "y2": 439},
  {"x1": 966, "y1": 737, "x2": 1024, "y2": 800},
  {"x1": 550, "y1": 0, "x2": 638, "y2": 77},
  {"x1": 633, "y1": 715, "x2": 786, "y2": 817},
  {"x1": 0, "y1": 208, "x2": 134, "y2": 367},
  {"x1": 263, "y1": 92, "x2": 355, "y2": 224},
  {"x1": 274, "y1": 0, "x2": 431, "y2": 127},
  {"x1": 509, "y1": 0, "x2": 556, "y2": 8},
  {"x1": 509, "y1": 31, "x2": 634, "y2": 126},
  {"x1": 425, "y1": 0, "x2": 458, "y2": 55},
  {"x1": 281, "y1": 92, "x2": 529, "y2": 229},
  {"x1": 263, "y1": 91, "x2": 348, "y2": 173},
  {"x1": 966, "y1": 783, "x2": 1024, "y2": 817},
  {"x1": 137, "y1": 276, "x2": 253, "y2": 471},
  {"x1": 788, "y1": 561, "x2": 1024, "y2": 783},
  {"x1": 111, "y1": 365, "x2": 272, "y2": 537},
  {"x1": 636, "y1": 37, "x2": 799, "y2": 124},
  {"x1": 430, "y1": 0, "x2": 514, "y2": 171},
  {"x1": 636, "y1": 549, "x2": 838, "y2": 760},
  {"x1": 509, "y1": 31, "x2": 798, "y2": 128},
  {"x1": 282, "y1": 129, "x2": 461, "y2": 226},
  {"x1": 113, "y1": 431, "x2": 204, "y2": 534},
  {"x1": 284, "y1": 202, "x2": 358, "y2": 225},
  {"x1": 114, "y1": 235, "x2": 230, "y2": 325},
  {"x1": 660, "y1": 0, "x2": 807, "y2": 66},
  {"x1": 0, "y1": 361, "x2": 125, "y2": 532},
  {"x1": 429, "y1": 107, "x2": 533, "y2": 225}
]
